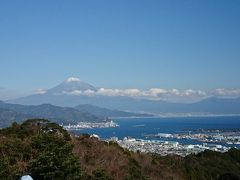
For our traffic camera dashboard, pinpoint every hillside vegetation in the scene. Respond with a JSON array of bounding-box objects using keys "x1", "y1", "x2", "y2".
[{"x1": 0, "y1": 119, "x2": 240, "y2": 180}]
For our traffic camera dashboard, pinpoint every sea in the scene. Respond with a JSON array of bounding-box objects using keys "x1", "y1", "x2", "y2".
[{"x1": 71, "y1": 116, "x2": 240, "y2": 147}]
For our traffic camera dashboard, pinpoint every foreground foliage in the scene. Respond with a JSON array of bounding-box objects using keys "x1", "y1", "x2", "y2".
[
  {"x1": 0, "y1": 119, "x2": 83, "y2": 179},
  {"x1": 0, "y1": 119, "x2": 240, "y2": 180}
]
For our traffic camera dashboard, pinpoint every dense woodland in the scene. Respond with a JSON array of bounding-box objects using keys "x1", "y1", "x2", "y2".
[{"x1": 0, "y1": 119, "x2": 240, "y2": 180}]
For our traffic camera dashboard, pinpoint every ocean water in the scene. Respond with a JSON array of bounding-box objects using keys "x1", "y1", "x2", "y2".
[{"x1": 71, "y1": 116, "x2": 240, "y2": 147}]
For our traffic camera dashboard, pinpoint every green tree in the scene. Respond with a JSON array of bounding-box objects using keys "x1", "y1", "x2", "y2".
[{"x1": 29, "y1": 134, "x2": 83, "y2": 180}]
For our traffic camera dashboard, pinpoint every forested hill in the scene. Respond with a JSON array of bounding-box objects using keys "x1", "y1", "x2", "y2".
[
  {"x1": 0, "y1": 119, "x2": 240, "y2": 180},
  {"x1": 0, "y1": 101, "x2": 103, "y2": 127}
]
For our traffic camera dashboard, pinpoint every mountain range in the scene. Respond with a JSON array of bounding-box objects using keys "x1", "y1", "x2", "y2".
[
  {"x1": 0, "y1": 107, "x2": 34, "y2": 127},
  {"x1": 0, "y1": 100, "x2": 151, "y2": 128},
  {"x1": 0, "y1": 101, "x2": 101, "y2": 127},
  {"x1": 8, "y1": 77, "x2": 240, "y2": 115}
]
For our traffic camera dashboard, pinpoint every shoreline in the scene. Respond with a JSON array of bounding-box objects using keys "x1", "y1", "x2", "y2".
[{"x1": 112, "y1": 113, "x2": 240, "y2": 119}]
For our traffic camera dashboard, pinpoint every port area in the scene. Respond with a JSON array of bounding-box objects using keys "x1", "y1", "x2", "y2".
[
  {"x1": 63, "y1": 120, "x2": 119, "y2": 130},
  {"x1": 106, "y1": 136, "x2": 231, "y2": 157},
  {"x1": 106, "y1": 129, "x2": 240, "y2": 157},
  {"x1": 143, "y1": 129, "x2": 240, "y2": 145}
]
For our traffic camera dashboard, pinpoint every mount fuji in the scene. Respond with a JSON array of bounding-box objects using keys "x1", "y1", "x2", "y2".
[
  {"x1": 47, "y1": 77, "x2": 97, "y2": 94},
  {"x1": 8, "y1": 77, "x2": 99, "y2": 106}
]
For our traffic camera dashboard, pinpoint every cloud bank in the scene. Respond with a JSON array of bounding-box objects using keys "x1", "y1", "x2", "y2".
[
  {"x1": 51, "y1": 87, "x2": 240, "y2": 102},
  {"x1": 34, "y1": 89, "x2": 47, "y2": 95}
]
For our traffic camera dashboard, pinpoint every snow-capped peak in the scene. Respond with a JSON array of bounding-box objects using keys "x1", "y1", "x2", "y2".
[
  {"x1": 65, "y1": 77, "x2": 81, "y2": 83},
  {"x1": 46, "y1": 77, "x2": 97, "y2": 94}
]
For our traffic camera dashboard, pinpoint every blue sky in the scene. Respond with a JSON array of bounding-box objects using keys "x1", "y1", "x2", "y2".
[{"x1": 0, "y1": 0, "x2": 240, "y2": 99}]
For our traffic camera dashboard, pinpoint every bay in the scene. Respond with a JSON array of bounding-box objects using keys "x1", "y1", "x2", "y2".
[{"x1": 71, "y1": 116, "x2": 240, "y2": 147}]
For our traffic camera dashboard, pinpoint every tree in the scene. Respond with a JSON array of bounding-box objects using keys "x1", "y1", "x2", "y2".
[{"x1": 29, "y1": 133, "x2": 83, "y2": 180}]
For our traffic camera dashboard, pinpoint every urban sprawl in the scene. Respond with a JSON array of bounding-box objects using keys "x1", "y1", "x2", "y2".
[{"x1": 65, "y1": 121, "x2": 240, "y2": 157}]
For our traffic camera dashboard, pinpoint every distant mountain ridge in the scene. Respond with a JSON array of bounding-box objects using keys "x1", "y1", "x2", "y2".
[
  {"x1": 75, "y1": 104, "x2": 152, "y2": 118},
  {"x1": 0, "y1": 101, "x2": 103, "y2": 127},
  {"x1": 0, "y1": 108, "x2": 34, "y2": 127},
  {"x1": 0, "y1": 101, "x2": 151, "y2": 128},
  {"x1": 7, "y1": 77, "x2": 240, "y2": 115}
]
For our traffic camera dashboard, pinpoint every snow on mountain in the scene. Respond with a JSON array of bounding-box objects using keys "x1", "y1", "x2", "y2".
[
  {"x1": 65, "y1": 77, "x2": 81, "y2": 83},
  {"x1": 46, "y1": 77, "x2": 97, "y2": 95}
]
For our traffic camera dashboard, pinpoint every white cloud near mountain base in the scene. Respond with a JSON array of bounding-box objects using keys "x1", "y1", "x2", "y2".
[
  {"x1": 34, "y1": 86, "x2": 240, "y2": 102},
  {"x1": 34, "y1": 89, "x2": 47, "y2": 95},
  {"x1": 58, "y1": 87, "x2": 240, "y2": 102},
  {"x1": 213, "y1": 88, "x2": 240, "y2": 97},
  {"x1": 31, "y1": 77, "x2": 240, "y2": 102}
]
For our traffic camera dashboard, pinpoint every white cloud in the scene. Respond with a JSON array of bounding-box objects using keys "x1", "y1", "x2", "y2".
[
  {"x1": 63, "y1": 90, "x2": 82, "y2": 95},
  {"x1": 213, "y1": 88, "x2": 240, "y2": 97},
  {"x1": 148, "y1": 88, "x2": 167, "y2": 97},
  {"x1": 197, "y1": 90, "x2": 207, "y2": 96},
  {"x1": 171, "y1": 89, "x2": 180, "y2": 96},
  {"x1": 55, "y1": 87, "x2": 240, "y2": 102},
  {"x1": 96, "y1": 88, "x2": 142, "y2": 97},
  {"x1": 142, "y1": 88, "x2": 207, "y2": 99},
  {"x1": 34, "y1": 89, "x2": 47, "y2": 95},
  {"x1": 83, "y1": 89, "x2": 95, "y2": 96},
  {"x1": 181, "y1": 89, "x2": 207, "y2": 97},
  {"x1": 59, "y1": 88, "x2": 208, "y2": 101}
]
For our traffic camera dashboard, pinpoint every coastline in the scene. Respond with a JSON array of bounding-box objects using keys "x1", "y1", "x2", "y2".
[{"x1": 111, "y1": 113, "x2": 240, "y2": 119}]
